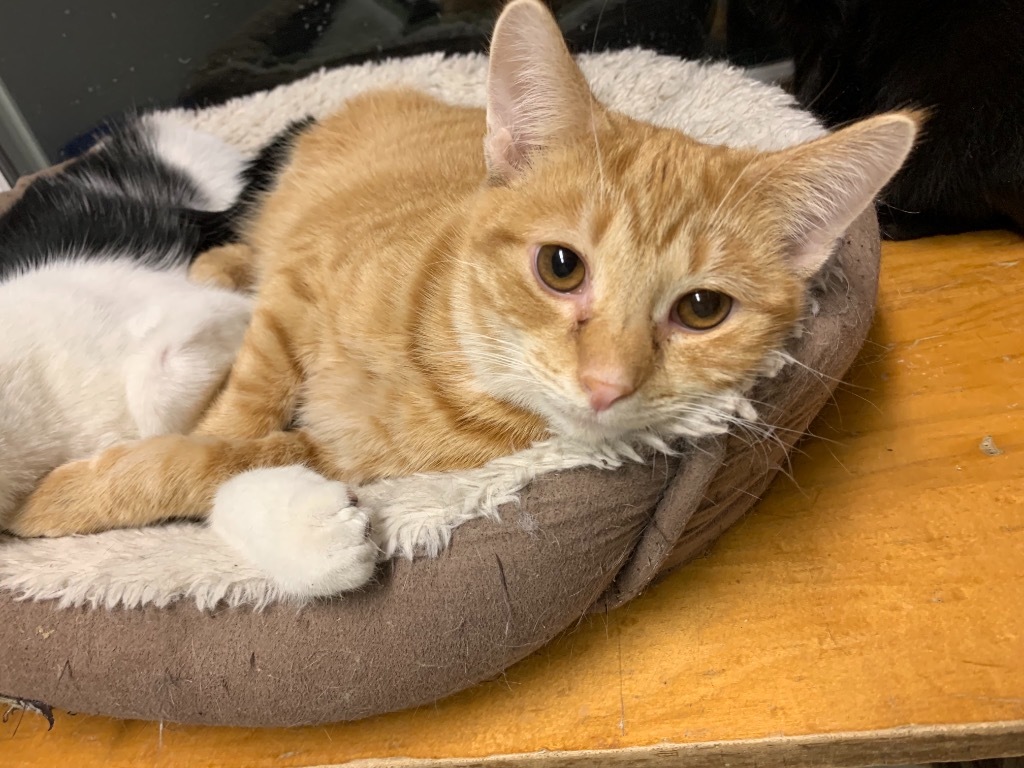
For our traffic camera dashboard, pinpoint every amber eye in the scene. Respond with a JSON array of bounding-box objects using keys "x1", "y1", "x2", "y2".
[
  {"x1": 673, "y1": 290, "x2": 733, "y2": 331},
  {"x1": 536, "y1": 244, "x2": 586, "y2": 292}
]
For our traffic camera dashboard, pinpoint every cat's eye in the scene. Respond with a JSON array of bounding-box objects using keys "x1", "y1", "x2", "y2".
[
  {"x1": 536, "y1": 244, "x2": 586, "y2": 292},
  {"x1": 673, "y1": 290, "x2": 733, "y2": 331}
]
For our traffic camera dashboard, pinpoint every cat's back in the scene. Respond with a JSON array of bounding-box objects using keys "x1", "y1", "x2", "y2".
[
  {"x1": 299, "y1": 89, "x2": 485, "y2": 187},
  {"x1": 238, "y1": 90, "x2": 546, "y2": 478},
  {"x1": 250, "y1": 89, "x2": 486, "y2": 271}
]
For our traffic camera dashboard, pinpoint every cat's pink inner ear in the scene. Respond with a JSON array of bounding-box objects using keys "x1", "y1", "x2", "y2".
[
  {"x1": 484, "y1": 0, "x2": 595, "y2": 182},
  {"x1": 773, "y1": 112, "x2": 920, "y2": 277}
]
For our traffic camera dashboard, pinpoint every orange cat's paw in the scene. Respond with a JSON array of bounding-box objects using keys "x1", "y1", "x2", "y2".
[
  {"x1": 189, "y1": 243, "x2": 257, "y2": 292},
  {"x1": 6, "y1": 458, "x2": 104, "y2": 537},
  {"x1": 209, "y1": 465, "x2": 378, "y2": 598}
]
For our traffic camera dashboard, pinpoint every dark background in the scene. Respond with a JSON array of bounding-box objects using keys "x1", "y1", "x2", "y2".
[{"x1": 0, "y1": 0, "x2": 788, "y2": 174}]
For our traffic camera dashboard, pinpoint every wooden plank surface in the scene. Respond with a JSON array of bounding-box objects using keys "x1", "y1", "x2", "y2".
[{"x1": 2, "y1": 231, "x2": 1023, "y2": 767}]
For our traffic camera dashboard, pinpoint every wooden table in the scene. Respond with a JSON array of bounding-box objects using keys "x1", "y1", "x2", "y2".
[{"x1": 3, "y1": 231, "x2": 1023, "y2": 767}]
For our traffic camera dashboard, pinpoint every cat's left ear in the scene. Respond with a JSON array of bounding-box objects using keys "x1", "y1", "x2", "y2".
[
  {"x1": 762, "y1": 111, "x2": 921, "y2": 277},
  {"x1": 484, "y1": 0, "x2": 597, "y2": 183}
]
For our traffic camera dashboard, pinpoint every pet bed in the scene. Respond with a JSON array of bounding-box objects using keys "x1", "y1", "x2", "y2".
[{"x1": 0, "y1": 50, "x2": 880, "y2": 727}]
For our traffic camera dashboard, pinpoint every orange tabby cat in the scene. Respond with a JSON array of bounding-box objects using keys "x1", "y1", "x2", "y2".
[{"x1": 8, "y1": 1, "x2": 916, "y2": 578}]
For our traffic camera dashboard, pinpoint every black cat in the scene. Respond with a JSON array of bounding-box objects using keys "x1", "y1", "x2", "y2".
[{"x1": 759, "y1": 0, "x2": 1024, "y2": 239}]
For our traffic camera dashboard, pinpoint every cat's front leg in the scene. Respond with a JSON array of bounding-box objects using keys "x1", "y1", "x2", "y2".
[
  {"x1": 7, "y1": 431, "x2": 323, "y2": 537},
  {"x1": 210, "y1": 465, "x2": 378, "y2": 598}
]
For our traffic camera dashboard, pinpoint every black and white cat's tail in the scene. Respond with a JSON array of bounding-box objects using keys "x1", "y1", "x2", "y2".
[{"x1": 0, "y1": 114, "x2": 251, "y2": 280}]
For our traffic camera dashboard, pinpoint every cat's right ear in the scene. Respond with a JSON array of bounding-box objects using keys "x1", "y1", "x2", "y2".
[{"x1": 485, "y1": 0, "x2": 596, "y2": 183}]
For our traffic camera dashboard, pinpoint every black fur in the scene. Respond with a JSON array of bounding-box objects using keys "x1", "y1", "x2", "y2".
[
  {"x1": 234, "y1": 116, "x2": 316, "y2": 221},
  {"x1": 0, "y1": 116, "x2": 315, "y2": 282},
  {"x1": 759, "y1": 0, "x2": 1024, "y2": 239},
  {"x1": 0, "y1": 118, "x2": 236, "y2": 281},
  {"x1": 183, "y1": 116, "x2": 316, "y2": 251}
]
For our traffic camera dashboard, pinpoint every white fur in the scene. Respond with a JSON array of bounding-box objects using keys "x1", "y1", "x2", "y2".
[
  {"x1": 362, "y1": 437, "x2": 645, "y2": 559},
  {"x1": 1, "y1": 50, "x2": 828, "y2": 610},
  {"x1": 0, "y1": 260, "x2": 252, "y2": 526},
  {"x1": 141, "y1": 113, "x2": 248, "y2": 211},
  {"x1": 210, "y1": 466, "x2": 377, "y2": 598},
  {"x1": 162, "y1": 51, "x2": 825, "y2": 153}
]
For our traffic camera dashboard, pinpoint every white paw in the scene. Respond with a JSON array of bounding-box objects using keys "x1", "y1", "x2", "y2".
[{"x1": 210, "y1": 465, "x2": 378, "y2": 598}]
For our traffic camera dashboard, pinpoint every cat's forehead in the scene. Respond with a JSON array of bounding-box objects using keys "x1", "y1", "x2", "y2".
[
  {"x1": 570, "y1": 153, "x2": 761, "y2": 268},
  {"x1": 570, "y1": 127, "x2": 760, "y2": 258}
]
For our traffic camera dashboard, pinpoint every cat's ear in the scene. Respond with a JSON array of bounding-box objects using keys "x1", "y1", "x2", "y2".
[
  {"x1": 485, "y1": 0, "x2": 595, "y2": 183},
  {"x1": 763, "y1": 111, "x2": 920, "y2": 277}
]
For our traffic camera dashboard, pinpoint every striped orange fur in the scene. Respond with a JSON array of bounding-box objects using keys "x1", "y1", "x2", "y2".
[{"x1": 7, "y1": 0, "x2": 918, "y2": 536}]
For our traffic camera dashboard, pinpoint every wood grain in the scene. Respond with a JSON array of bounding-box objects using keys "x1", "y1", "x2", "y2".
[{"x1": 2, "y1": 231, "x2": 1022, "y2": 767}]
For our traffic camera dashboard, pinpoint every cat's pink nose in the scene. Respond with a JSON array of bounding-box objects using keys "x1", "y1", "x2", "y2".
[{"x1": 580, "y1": 373, "x2": 634, "y2": 412}]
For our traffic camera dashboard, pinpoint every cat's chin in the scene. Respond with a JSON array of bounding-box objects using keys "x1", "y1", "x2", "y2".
[
  {"x1": 544, "y1": 407, "x2": 646, "y2": 447},
  {"x1": 540, "y1": 396, "x2": 734, "y2": 449}
]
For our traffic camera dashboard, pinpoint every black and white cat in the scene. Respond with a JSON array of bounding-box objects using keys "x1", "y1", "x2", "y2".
[{"x1": 0, "y1": 115, "x2": 254, "y2": 527}]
